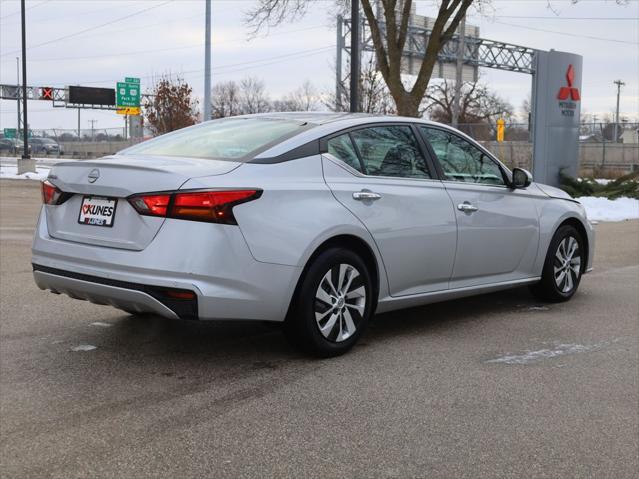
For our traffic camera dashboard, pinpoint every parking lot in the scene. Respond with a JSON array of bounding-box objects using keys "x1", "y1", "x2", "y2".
[{"x1": 1, "y1": 178, "x2": 637, "y2": 478}]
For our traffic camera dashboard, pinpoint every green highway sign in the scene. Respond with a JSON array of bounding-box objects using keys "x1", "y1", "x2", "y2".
[
  {"x1": 116, "y1": 77, "x2": 141, "y2": 109},
  {"x1": 2, "y1": 129, "x2": 31, "y2": 138}
]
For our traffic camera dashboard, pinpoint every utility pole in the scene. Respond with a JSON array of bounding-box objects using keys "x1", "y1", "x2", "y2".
[
  {"x1": 613, "y1": 80, "x2": 624, "y2": 143},
  {"x1": 349, "y1": 0, "x2": 360, "y2": 113},
  {"x1": 336, "y1": 15, "x2": 343, "y2": 111},
  {"x1": 452, "y1": 15, "x2": 466, "y2": 128},
  {"x1": 203, "y1": 0, "x2": 212, "y2": 122},
  {"x1": 19, "y1": 0, "x2": 31, "y2": 165},
  {"x1": 77, "y1": 108, "x2": 81, "y2": 141},
  {"x1": 88, "y1": 119, "x2": 97, "y2": 141},
  {"x1": 16, "y1": 57, "x2": 21, "y2": 135}
]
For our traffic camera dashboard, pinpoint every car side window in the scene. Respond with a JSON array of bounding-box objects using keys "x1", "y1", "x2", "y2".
[
  {"x1": 326, "y1": 134, "x2": 363, "y2": 172},
  {"x1": 419, "y1": 127, "x2": 505, "y2": 186},
  {"x1": 350, "y1": 126, "x2": 431, "y2": 179}
]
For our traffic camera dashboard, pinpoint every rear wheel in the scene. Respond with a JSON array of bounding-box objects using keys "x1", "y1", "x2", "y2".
[
  {"x1": 285, "y1": 248, "x2": 374, "y2": 357},
  {"x1": 530, "y1": 225, "x2": 584, "y2": 302}
]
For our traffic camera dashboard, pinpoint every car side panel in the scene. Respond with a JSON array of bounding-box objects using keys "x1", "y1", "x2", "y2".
[
  {"x1": 322, "y1": 155, "x2": 457, "y2": 296},
  {"x1": 531, "y1": 190, "x2": 595, "y2": 274},
  {"x1": 443, "y1": 182, "x2": 541, "y2": 288},
  {"x1": 179, "y1": 155, "x2": 391, "y2": 300}
]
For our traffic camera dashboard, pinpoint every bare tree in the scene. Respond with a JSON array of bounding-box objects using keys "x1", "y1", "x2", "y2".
[
  {"x1": 425, "y1": 80, "x2": 513, "y2": 124},
  {"x1": 239, "y1": 77, "x2": 271, "y2": 114},
  {"x1": 291, "y1": 80, "x2": 318, "y2": 111},
  {"x1": 245, "y1": 0, "x2": 479, "y2": 117},
  {"x1": 144, "y1": 76, "x2": 198, "y2": 135},
  {"x1": 328, "y1": 56, "x2": 397, "y2": 114},
  {"x1": 273, "y1": 80, "x2": 319, "y2": 111},
  {"x1": 424, "y1": 80, "x2": 513, "y2": 139},
  {"x1": 521, "y1": 94, "x2": 531, "y2": 121},
  {"x1": 211, "y1": 81, "x2": 241, "y2": 118}
]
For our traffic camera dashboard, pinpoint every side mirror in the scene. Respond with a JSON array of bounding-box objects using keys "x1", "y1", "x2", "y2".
[{"x1": 511, "y1": 168, "x2": 532, "y2": 189}]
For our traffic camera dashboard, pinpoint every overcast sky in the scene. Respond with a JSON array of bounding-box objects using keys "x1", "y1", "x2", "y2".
[{"x1": 1, "y1": 0, "x2": 637, "y2": 132}]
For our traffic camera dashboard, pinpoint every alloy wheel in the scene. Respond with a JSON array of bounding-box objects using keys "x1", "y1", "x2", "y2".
[
  {"x1": 314, "y1": 263, "x2": 367, "y2": 343},
  {"x1": 553, "y1": 236, "x2": 581, "y2": 293}
]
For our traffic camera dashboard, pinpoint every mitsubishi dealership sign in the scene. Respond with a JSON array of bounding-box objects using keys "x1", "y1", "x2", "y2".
[{"x1": 531, "y1": 50, "x2": 583, "y2": 186}]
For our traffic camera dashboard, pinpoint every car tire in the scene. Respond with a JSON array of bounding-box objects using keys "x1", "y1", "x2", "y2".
[
  {"x1": 284, "y1": 247, "x2": 374, "y2": 357},
  {"x1": 530, "y1": 224, "x2": 585, "y2": 302}
]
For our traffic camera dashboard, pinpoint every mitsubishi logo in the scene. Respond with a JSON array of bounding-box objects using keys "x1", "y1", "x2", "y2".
[
  {"x1": 557, "y1": 64, "x2": 580, "y2": 101},
  {"x1": 87, "y1": 169, "x2": 100, "y2": 183}
]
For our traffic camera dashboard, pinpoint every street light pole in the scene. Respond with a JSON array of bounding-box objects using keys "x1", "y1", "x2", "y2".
[
  {"x1": 203, "y1": 0, "x2": 212, "y2": 121},
  {"x1": 20, "y1": 0, "x2": 30, "y2": 161},
  {"x1": 613, "y1": 80, "x2": 624, "y2": 143},
  {"x1": 349, "y1": 0, "x2": 360, "y2": 113},
  {"x1": 336, "y1": 15, "x2": 343, "y2": 111},
  {"x1": 16, "y1": 57, "x2": 21, "y2": 136}
]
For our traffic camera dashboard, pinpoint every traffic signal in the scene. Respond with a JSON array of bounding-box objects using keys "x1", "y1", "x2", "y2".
[{"x1": 40, "y1": 87, "x2": 53, "y2": 100}]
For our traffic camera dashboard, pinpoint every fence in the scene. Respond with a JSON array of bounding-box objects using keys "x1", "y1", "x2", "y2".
[
  {"x1": 456, "y1": 122, "x2": 639, "y2": 175},
  {"x1": 0, "y1": 128, "x2": 144, "y2": 158}
]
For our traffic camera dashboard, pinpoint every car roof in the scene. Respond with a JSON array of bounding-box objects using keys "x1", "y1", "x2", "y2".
[
  {"x1": 246, "y1": 112, "x2": 443, "y2": 163},
  {"x1": 235, "y1": 111, "x2": 437, "y2": 127}
]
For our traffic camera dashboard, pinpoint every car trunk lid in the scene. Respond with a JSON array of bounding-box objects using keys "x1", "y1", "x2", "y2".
[{"x1": 45, "y1": 155, "x2": 241, "y2": 250}]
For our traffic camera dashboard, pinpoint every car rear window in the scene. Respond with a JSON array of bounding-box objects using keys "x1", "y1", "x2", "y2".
[{"x1": 121, "y1": 117, "x2": 307, "y2": 161}]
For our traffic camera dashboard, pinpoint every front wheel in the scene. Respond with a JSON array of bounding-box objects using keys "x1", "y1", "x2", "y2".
[
  {"x1": 530, "y1": 225, "x2": 585, "y2": 302},
  {"x1": 285, "y1": 248, "x2": 374, "y2": 357}
]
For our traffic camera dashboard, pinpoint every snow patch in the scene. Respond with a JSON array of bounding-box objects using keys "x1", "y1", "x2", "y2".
[
  {"x1": 0, "y1": 165, "x2": 50, "y2": 181},
  {"x1": 90, "y1": 322, "x2": 112, "y2": 328},
  {"x1": 486, "y1": 341, "x2": 613, "y2": 365},
  {"x1": 71, "y1": 344, "x2": 97, "y2": 352},
  {"x1": 577, "y1": 196, "x2": 639, "y2": 222}
]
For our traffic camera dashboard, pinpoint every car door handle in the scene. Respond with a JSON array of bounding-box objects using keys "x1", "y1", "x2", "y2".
[
  {"x1": 353, "y1": 190, "x2": 382, "y2": 201},
  {"x1": 457, "y1": 202, "x2": 478, "y2": 212}
]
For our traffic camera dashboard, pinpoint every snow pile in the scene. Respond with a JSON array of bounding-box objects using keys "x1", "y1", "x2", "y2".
[
  {"x1": 0, "y1": 156, "x2": 70, "y2": 165},
  {"x1": 577, "y1": 196, "x2": 639, "y2": 222},
  {"x1": 0, "y1": 165, "x2": 50, "y2": 181}
]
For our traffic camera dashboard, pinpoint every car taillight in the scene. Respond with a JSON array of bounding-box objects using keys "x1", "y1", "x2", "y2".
[
  {"x1": 128, "y1": 189, "x2": 261, "y2": 225},
  {"x1": 129, "y1": 194, "x2": 171, "y2": 216},
  {"x1": 41, "y1": 180, "x2": 67, "y2": 205}
]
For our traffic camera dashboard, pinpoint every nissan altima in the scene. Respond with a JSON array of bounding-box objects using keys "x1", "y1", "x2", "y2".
[{"x1": 32, "y1": 113, "x2": 594, "y2": 356}]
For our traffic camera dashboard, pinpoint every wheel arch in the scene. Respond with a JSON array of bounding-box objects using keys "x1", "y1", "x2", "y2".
[
  {"x1": 556, "y1": 216, "x2": 590, "y2": 273},
  {"x1": 285, "y1": 234, "x2": 382, "y2": 320}
]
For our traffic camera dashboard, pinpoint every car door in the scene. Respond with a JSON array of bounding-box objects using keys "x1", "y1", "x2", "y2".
[
  {"x1": 321, "y1": 124, "x2": 457, "y2": 297},
  {"x1": 418, "y1": 125, "x2": 540, "y2": 288}
]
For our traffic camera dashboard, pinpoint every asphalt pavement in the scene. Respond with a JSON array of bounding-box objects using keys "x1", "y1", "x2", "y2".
[{"x1": 1, "y1": 179, "x2": 638, "y2": 478}]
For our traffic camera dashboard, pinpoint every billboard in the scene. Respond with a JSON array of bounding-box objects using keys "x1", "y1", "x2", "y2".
[{"x1": 68, "y1": 86, "x2": 115, "y2": 106}]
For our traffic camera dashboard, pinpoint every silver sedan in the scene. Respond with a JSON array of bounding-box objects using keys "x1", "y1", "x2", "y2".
[{"x1": 32, "y1": 113, "x2": 594, "y2": 356}]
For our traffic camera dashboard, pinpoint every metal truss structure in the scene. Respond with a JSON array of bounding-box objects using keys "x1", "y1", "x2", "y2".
[
  {"x1": 0, "y1": 84, "x2": 153, "y2": 110},
  {"x1": 338, "y1": 16, "x2": 536, "y2": 82},
  {"x1": 0, "y1": 84, "x2": 119, "y2": 110},
  {"x1": 387, "y1": 24, "x2": 536, "y2": 75}
]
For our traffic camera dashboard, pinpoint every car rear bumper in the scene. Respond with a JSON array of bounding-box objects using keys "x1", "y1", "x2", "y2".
[
  {"x1": 31, "y1": 208, "x2": 302, "y2": 321},
  {"x1": 33, "y1": 265, "x2": 195, "y2": 319}
]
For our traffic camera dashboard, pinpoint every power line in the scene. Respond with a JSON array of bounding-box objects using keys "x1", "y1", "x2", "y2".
[
  {"x1": 22, "y1": 45, "x2": 336, "y2": 88},
  {"x1": 0, "y1": 1, "x2": 174, "y2": 57},
  {"x1": 0, "y1": 0, "x2": 51, "y2": 20},
  {"x1": 2, "y1": 0, "x2": 152, "y2": 26},
  {"x1": 2, "y1": 25, "x2": 328, "y2": 64},
  {"x1": 494, "y1": 21, "x2": 638, "y2": 45}
]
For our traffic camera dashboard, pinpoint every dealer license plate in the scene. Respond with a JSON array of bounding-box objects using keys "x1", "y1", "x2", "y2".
[{"x1": 78, "y1": 196, "x2": 117, "y2": 227}]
